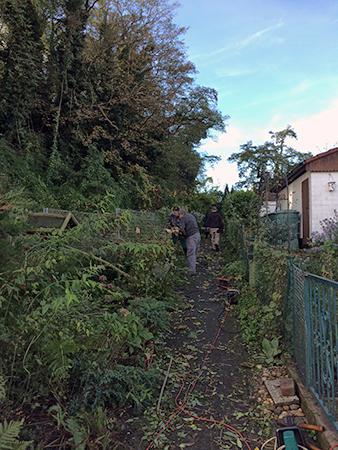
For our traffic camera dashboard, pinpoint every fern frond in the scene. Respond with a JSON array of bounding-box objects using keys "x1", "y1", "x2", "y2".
[
  {"x1": 13, "y1": 442, "x2": 31, "y2": 450},
  {"x1": 0, "y1": 419, "x2": 22, "y2": 449},
  {"x1": 0, "y1": 419, "x2": 31, "y2": 450}
]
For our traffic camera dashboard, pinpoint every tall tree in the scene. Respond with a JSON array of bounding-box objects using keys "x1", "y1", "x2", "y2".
[
  {"x1": 229, "y1": 126, "x2": 312, "y2": 194},
  {"x1": 0, "y1": 0, "x2": 44, "y2": 144},
  {"x1": 0, "y1": 0, "x2": 226, "y2": 204}
]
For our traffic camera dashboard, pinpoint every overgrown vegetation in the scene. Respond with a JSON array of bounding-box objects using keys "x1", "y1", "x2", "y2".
[
  {"x1": 0, "y1": 196, "x2": 180, "y2": 447},
  {"x1": 220, "y1": 191, "x2": 288, "y2": 363},
  {"x1": 0, "y1": 2, "x2": 228, "y2": 444},
  {"x1": 221, "y1": 188, "x2": 338, "y2": 368},
  {"x1": 0, "y1": 0, "x2": 226, "y2": 210}
]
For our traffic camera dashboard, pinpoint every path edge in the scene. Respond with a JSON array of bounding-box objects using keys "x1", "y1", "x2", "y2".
[{"x1": 287, "y1": 363, "x2": 338, "y2": 450}]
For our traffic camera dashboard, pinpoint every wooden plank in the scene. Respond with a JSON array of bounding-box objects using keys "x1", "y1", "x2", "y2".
[
  {"x1": 27, "y1": 228, "x2": 55, "y2": 234},
  {"x1": 60, "y1": 212, "x2": 72, "y2": 232},
  {"x1": 43, "y1": 208, "x2": 69, "y2": 215},
  {"x1": 70, "y1": 213, "x2": 79, "y2": 226},
  {"x1": 29, "y1": 212, "x2": 68, "y2": 219}
]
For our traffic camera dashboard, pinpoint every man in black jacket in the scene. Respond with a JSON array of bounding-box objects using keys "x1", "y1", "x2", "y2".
[
  {"x1": 178, "y1": 209, "x2": 201, "y2": 274},
  {"x1": 204, "y1": 205, "x2": 224, "y2": 251}
]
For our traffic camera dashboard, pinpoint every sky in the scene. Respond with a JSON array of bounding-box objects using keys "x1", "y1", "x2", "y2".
[{"x1": 175, "y1": 0, "x2": 338, "y2": 188}]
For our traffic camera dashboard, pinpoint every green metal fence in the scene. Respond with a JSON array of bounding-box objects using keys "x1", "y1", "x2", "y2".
[{"x1": 286, "y1": 262, "x2": 338, "y2": 429}]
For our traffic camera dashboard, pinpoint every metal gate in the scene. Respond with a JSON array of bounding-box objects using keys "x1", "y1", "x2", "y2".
[{"x1": 286, "y1": 262, "x2": 338, "y2": 429}]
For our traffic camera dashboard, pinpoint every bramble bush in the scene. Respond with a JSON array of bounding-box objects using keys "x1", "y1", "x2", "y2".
[{"x1": 0, "y1": 196, "x2": 176, "y2": 447}]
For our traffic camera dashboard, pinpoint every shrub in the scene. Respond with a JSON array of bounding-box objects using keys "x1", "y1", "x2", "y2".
[
  {"x1": 312, "y1": 210, "x2": 338, "y2": 244},
  {"x1": 252, "y1": 241, "x2": 288, "y2": 304},
  {"x1": 223, "y1": 260, "x2": 246, "y2": 280},
  {"x1": 0, "y1": 203, "x2": 176, "y2": 445},
  {"x1": 236, "y1": 286, "x2": 281, "y2": 346},
  {"x1": 222, "y1": 190, "x2": 262, "y2": 262}
]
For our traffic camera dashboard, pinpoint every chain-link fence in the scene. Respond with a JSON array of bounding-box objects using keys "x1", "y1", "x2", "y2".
[
  {"x1": 39, "y1": 207, "x2": 169, "y2": 242},
  {"x1": 115, "y1": 209, "x2": 169, "y2": 241},
  {"x1": 285, "y1": 261, "x2": 338, "y2": 429},
  {"x1": 285, "y1": 261, "x2": 307, "y2": 380},
  {"x1": 262, "y1": 210, "x2": 300, "y2": 251}
]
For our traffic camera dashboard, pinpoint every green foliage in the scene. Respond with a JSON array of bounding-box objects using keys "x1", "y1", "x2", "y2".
[
  {"x1": 0, "y1": 0, "x2": 226, "y2": 208},
  {"x1": 0, "y1": 420, "x2": 31, "y2": 450},
  {"x1": 236, "y1": 286, "x2": 282, "y2": 351},
  {"x1": 180, "y1": 182, "x2": 223, "y2": 214},
  {"x1": 0, "y1": 0, "x2": 227, "y2": 445},
  {"x1": 317, "y1": 241, "x2": 338, "y2": 280},
  {"x1": 129, "y1": 297, "x2": 171, "y2": 333},
  {"x1": 0, "y1": 202, "x2": 176, "y2": 446},
  {"x1": 0, "y1": 0, "x2": 44, "y2": 141},
  {"x1": 229, "y1": 126, "x2": 312, "y2": 194},
  {"x1": 252, "y1": 241, "x2": 288, "y2": 304},
  {"x1": 223, "y1": 191, "x2": 262, "y2": 229},
  {"x1": 0, "y1": 374, "x2": 6, "y2": 401},
  {"x1": 80, "y1": 364, "x2": 159, "y2": 411},
  {"x1": 233, "y1": 240, "x2": 286, "y2": 364},
  {"x1": 111, "y1": 240, "x2": 174, "y2": 295},
  {"x1": 223, "y1": 260, "x2": 246, "y2": 280},
  {"x1": 49, "y1": 404, "x2": 113, "y2": 450},
  {"x1": 221, "y1": 190, "x2": 262, "y2": 264},
  {"x1": 65, "y1": 416, "x2": 87, "y2": 450},
  {"x1": 261, "y1": 337, "x2": 281, "y2": 364},
  {"x1": 294, "y1": 241, "x2": 338, "y2": 281}
]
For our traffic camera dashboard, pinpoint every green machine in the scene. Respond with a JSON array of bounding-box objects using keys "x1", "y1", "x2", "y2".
[{"x1": 276, "y1": 426, "x2": 307, "y2": 449}]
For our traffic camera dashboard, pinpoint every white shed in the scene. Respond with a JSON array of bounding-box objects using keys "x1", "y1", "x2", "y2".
[{"x1": 277, "y1": 147, "x2": 338, "y2": 245}]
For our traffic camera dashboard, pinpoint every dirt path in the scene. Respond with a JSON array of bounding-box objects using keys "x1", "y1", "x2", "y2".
[
  {"x1": 142, "y1": 245, "x2": 268, "y2": 450},
  {"x1": 122, "y1": 244, "x2": 272, "y2": 450}
]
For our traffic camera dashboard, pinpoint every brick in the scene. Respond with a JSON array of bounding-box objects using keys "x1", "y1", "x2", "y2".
[{"x1": 280, "y1": 378, "x2": 296, "y2": 397}]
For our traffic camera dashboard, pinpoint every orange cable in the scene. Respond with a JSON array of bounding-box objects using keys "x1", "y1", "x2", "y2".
[{"x1": 145, "y1": 306, "x2": 253, "y2": 450}]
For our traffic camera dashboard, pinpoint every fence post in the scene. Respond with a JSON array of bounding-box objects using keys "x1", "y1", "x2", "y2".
[{"x1": 304, "y1": 275, "x2": 313, "y2": 387}]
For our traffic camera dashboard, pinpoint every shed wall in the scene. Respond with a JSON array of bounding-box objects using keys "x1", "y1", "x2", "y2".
[{"x1": 310, "y1": 172, "x2": 338, "y2": 235}]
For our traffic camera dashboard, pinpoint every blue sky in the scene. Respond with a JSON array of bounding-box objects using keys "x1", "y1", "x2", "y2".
[{"x1": 175, "y1": 0, "x2": 338, "y2": 187}]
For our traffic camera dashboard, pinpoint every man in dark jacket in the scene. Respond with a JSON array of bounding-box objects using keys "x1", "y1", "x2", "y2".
[
  {"x1": 178, "y1": 209, "x2": 201, "y2": 274},
  {"x1": 167, "y1": 207, "x2": 187, "y2": 255},
  {"x1": 204, "y1": 205, "x2": 224, "y2": 251}
]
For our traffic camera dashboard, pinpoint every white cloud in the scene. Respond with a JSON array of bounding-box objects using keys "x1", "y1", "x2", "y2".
[
  {"x1": 269, "y1": 37, "x2": 286, "y2": 45},
  {"x1": 257, "y1": 97, "x2": 338, "y2": 153},
  {"x1": 292, "y1": 98, "x2": 338, "y2": 153},
  {"x1": 203, "y1": 126, "x2": 246, "y2": 157},
  {"x1": 231, "y1": 21, "x2": 284, "y2": 51},
  {"x1": 195, "y1": 21, "x2": 284, "y2": 61},
  {"x1": 201, "y1": 126, "x2": 250, "y2": 188},
  {"x1": 290, "y1": 80, "x2": 313, "y2": 95},
  {"x1": 215, "y1": 68, "x2": 257, "y2": 78},
  {"x1": 202, "y1": 96, "x2": 338, "y2": 188}
]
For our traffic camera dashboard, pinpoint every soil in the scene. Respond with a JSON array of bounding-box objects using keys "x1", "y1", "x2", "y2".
[{"x1": 123, "y1": 243, "x2": 274, "y2": 450}]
